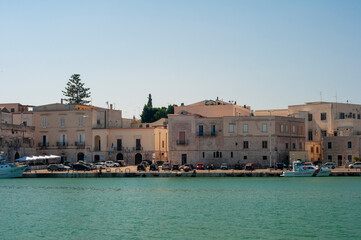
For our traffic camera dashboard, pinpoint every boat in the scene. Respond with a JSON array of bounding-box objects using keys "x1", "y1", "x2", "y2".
[
  {"x1": 281, "y1": 161, "x2": 331, "y2": 177},
  {"x1": 0, "y1": 157, "x2": 27, "y2": 178}
]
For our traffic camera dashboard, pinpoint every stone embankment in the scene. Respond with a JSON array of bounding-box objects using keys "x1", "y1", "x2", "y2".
[{"x1": 22, "y1": 167, "x2": 361, "y2": 178}]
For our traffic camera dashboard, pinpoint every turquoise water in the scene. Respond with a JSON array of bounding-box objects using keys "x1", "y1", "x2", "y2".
[{"x1": 1, "y1": 177, "x2": 360, "y2": 240}]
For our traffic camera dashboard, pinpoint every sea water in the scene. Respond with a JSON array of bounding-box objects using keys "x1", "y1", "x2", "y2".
[{"x1": 1, "y1": 177, "x2": 360, "y2": 240}]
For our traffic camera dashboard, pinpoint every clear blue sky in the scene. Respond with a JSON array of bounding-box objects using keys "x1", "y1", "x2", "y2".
[{"x1": 1, "y1": 0, "x2": 361, "y2": 118}]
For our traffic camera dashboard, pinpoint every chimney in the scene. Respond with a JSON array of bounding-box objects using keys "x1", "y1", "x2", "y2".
[
  {"x1": 61, "y1": 98, "x2": 63, "y2": 104},
  {"x1": 110, "y1": 104, "x2": 113, "y2": 110}
]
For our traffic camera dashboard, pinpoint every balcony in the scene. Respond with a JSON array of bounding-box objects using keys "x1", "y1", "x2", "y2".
[
  {"x1": 132, "y1": 146, "x2": 143, "y2": 151},
  {"x1": 197, "y1": 133, "x2": 217, "y2": 137},
  {"x1": 56, "y1": 142, "x2": 68, "y2": 148},
  {"x1": 38, "y1": 142, "x2": 49, "y2": 148},
  {"x1": 176, "y1": 140, "x2": 189, "y2": 145},
  {"x1": 75, "y1": 141, "x2": 85, "y2": 148},
  {"x1": 114, "y1": 147, "x2": 123, "y2": 151}
]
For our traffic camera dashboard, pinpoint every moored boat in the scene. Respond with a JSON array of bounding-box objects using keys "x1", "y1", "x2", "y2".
[
  {"x1": 281, "y1": 161, "x2": 331, "y2": 177},
  {"x1": 0, "y1": 158, "x2": 27, "y2": 178}
]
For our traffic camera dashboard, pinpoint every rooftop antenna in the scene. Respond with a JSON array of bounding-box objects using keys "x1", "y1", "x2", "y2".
[
  {"x1": 106, "y1": 101, "x2": 109, "y2": 109},
  {"x1": 320, "y1": 92, "x2": 322, "y2": 102}
]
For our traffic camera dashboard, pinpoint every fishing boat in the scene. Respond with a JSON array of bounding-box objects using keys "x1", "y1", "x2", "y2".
[
  {"x1": 281, "y1": 161, "x2": 331, "y2": 177},
  {"x1": 0, "y1": 157, "x2": 27, "y2": 178}
]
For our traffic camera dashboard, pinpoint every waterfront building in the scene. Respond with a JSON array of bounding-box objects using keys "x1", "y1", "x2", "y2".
[
  {"x1": 255, "y1": 102, "x2": 361, "y2": 165},
  {"x1": 93, "y1": 124, "x2": 168, "y2": 165},
  {"x1": 174, "y1": 98, "x2": 251, "y2": 117},
  {"x1": 168, "y1": 113, "x2": 305, "y2": 167},
  {"x1": 0, "y1": 121, "x2": 36, "y2": 161}
]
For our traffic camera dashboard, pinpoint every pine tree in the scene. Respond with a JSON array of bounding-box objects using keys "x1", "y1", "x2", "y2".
[{"x1": 62, "y1": 74, "x2": 91, "y2": 104}]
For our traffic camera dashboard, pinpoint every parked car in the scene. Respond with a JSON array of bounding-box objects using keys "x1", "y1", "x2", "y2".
[
  {"x1": 47, "y1": 164, "x2": 70, "y2": 172},
  {"x1": 105, "y1": 161, "x2": 120, "y2": 167},
  {"x1": 94, "y1": 162, "x2": 105, "y2": 169},
  {"x1": 162, "y1": 163, "x2": 171, "y2": 171},
  {"x1": 349, "y1": 162, "x2": 361, "y2": 169},
  {"x1": 172, "y1": 164, "x2": 180, "y2": 171},
  {"x1": 156, "y1": 161, "x2": 164, "y2": 166},
  {"x1": 149, "y1": 163, "x2": 159, "y2": 171},
  {"x1": 180, "y1": 164, "x2": 193, "y2": 172},
  {"x1": 196, "y1": 163, "x2": 205, "y2": 170},
  {"x1": 245, "y1": 163, "x2": 255, "y2": 170},
  {"x1": 322, "y1": 162, "x2": 336, "y2": 169},
  {"x1": 220, "y1": 163, "x2": 228, "y2": 170},
  {"x1": 143, "y1": 160, "x2": 152, "y2": 166},
  {"x1": 115, "y1": 160, "x2": 126, "y2": 167},
  {"x1": 234, "y1": 163, "x2": 243, "y2": 170},
  {"x1": 137, "y1": 164, "x2": 146, "y2": 171},
  {"x1": 141, "y1": 161, "x2": 150, "y2": 167},
  {"x1": 73, "y1": 163, "x2": 91, "y2": 171},
  {"x1": 273, "y1": 163, "x2": 284, "y2": 170}
]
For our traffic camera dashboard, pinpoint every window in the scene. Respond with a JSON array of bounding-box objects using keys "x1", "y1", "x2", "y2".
[
  {"x1": 358, "y1": 114, "x2": 360, "y2": 119},
  {"x1": 11, "y1": 108, "x2": 15, "y2": 112},
  {"x1": 262, "y1": 124, "x2": 267, "y2": 132},
  {"x1": 285, "y1": 125, "x2": 289, "y2": 133},
  {"x1": 243, "y1": 141, "x2": 249, "y2": 149},
  {"x1": 78, "y1": 117, "x2": 83, "y2": 127},
  {"x1": 348, "y1": 155, "x2": 352, "y2": 162},
  {"x1": 328, "y1": 142, "x2": 332, "y2": 149},
  {"x1": 347, "y1": 141, "x2": 352, "y2": 149},
  {"x1": 292, "y1": 126, "x2": 296, "y2": 133},
  {"x1": 203, "y1": 152, "x2": 205, "y2": 158},
  {"x1": 263, "y1": 156, "x2": 267, "y2": 160},
  {"x1": 292, "y1": 143, "x2": 296, "y2": 149},
  {"x1": 60, "y1": 134, "x2": 67, "y2": 146},
  {"x1": 229, "y1": 124, "x2": 234, "y2": 133},
  {"x1": 199, "y1": 125, "x2": 203, "y2": 136},
  {"x1": 321, "y1": 113, "x2": 327, "y2": 120},
  {"x1": 97, "y1": 112, "x2": 101, "y2": 124},
  {"x1": 243, "y1": 124, "x2": 248, "y2": 133},
  {"x1": 281, "y1": 125, "x2": 284, "y2": 133},
  {"x1": 136, "y1": 139, "x2": 141, "y2": 150},
  {"x1": 328, "y1": 155, "x2": 332, "y2": 161},
  {"x1": 214, "y1": 151, "x2": 222, "y2": 158},
  {"x1": 321, "y1": 131, "x2": 327, "y2": 137},
  {"x1": 162, "y1": 141, "x2": 164, "y2": 148},
  {"x1": 117, "y1": 139, "x2": 122, "y2": 151},
  {"x1": 308, "y1": 131, "x2": 313, "y2": 141},
  {"x1": 243, "y1": 156, "x2": 247, "y2": 160},
  {"x1": 262, "y1": 141, "x2": 268, "y2": 149},
  {"x1": 42, "y1": 118, "x2": 47, "y2": 128},
  {"x1": 316, "y1": 147, "x2": 319, "y2": 153},
  {"x1": 311, "y1": 147, "x2": 314, "y2": 153},
  {"x1": 339, "y1": 112, "x2": 345, "y2": 119},
  {"x1": 285, "y1": 143, "x2": 289, "y2": 149},
  {"x1": 299, "y1": 143, "x2": 303, "y2": 150},
  {"x1": 60, "y1": 117, "x2": 65, "y2": 128},
  {"x1": 308, "y1": 113, "x2": 313, "y2": 121},
  {"x1": 231, "y1": 152, "x2": 233, "y2": 158},
  {"x1": 211, "y1": 125, "x2": 216, "y2": 136},
  {"x1": 23, "y1": 121, "x2": 27, "y2": 126}
]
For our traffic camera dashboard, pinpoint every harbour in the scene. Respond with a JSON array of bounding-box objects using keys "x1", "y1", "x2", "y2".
[{"x1": 1, "y1": 177, "x2": 360, "y2": 240}]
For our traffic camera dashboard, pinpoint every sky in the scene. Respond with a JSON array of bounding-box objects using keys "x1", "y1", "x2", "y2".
[{"x1": 1, "y1": 0, "x2": 361, "y2": 118}]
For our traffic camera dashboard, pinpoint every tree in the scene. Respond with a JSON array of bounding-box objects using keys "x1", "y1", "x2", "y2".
[
  {"x1": 140, "y1": 94, "x2": 175, "y2": 123},
  {"x1": 62, "y1": 74, "x2": 91, "y2": 104}
]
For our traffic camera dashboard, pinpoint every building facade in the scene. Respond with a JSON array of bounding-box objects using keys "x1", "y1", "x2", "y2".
[{"x1": 168, "y1": 114, "x2": 305, "y2": 167}]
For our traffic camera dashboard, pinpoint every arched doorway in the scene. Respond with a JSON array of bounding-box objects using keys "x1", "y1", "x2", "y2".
[
  {"x1": 135, "y1": 153, "x2": 142, "y2": 165},
  {"x1": 94, "y1": 136, "x2": 101, "y2": 151},
  {"x1": 15, "y1": 152, "x2": 20, "y2": 160},
  {"x1": 77, "y1": 152, "x2": 85, "y2": 161},
  {"x1": 94, "y1": 155, "x2": 100, "y2": 162},
  {"x1": 116, "y1": 153, "x2": 123, "y2": 160}
]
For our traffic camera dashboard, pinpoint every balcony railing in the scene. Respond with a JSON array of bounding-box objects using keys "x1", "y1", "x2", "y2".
[
  {"x1": 114, "y1": 147, "x2": 123, "y2": 151},
  {"x1": 198, "y1": 133, "x2": 217, "y2": 137},
  {"x1": 56, "y1": 142, "x2": 68, "y2": 147},
  {"x1": 176, "y1": 140, "x2": 189, "y2": 145},
  {"x1": 132, "y1": 146, "x2": 143, "y2": 151},
  {"x1": 75, "y1": 141, "x2": 85, "y2": 146},
  {"x1": 38, "y1": 142, "x2": 49, "y2": 147}
]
